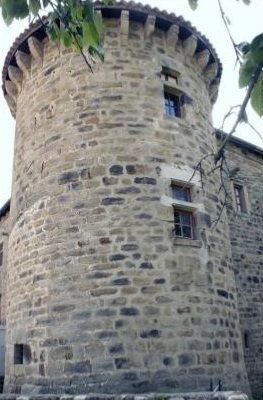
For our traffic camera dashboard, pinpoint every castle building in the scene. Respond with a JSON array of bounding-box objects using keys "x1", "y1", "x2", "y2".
[{"x1": 0, "y1": 1, "x2": 262, "y2": 398}]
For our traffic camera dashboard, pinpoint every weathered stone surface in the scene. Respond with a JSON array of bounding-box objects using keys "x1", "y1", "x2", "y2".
[{"x1": 0, "y1": 1, "x2": 258, "y2": 398}]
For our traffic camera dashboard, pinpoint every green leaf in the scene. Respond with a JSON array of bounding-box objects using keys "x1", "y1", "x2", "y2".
[
  {"x1": 88, "y1": 44, "x2": 104, "y2": 61},
  {"x1": 61, "y1": 25, "x2": 72, "y2": 47},
  {"x1": 16, "y1": 0, "x2": 29, "y2": 19},
  {"x1": 83, "y1": 0, "x2": 94, "y2": 22},
  {"x1": 29, "y1": 0, "x2": 41, "y2": 16},
  {"x1": 251, "y1": 48, "x2": 263, "y2": 64},
  {"x1": 250, "y1": 71, "x2": 263, "y2": 117},
  {"x1": 82, "y1": 21, "x2": 99, "y2": 46},
  {"x1": 251, "y1": 33, "x2": 263, "y2": 51},
  {"x1": 1, "y1": 4, "x2": 14, "y2": 25},
  {"x1": 237, "y1": 42, "x2": 250, "y2": 55},
  {"x1": 103, "y1": 0, "x2": 115, "y2": 4},
  {"x1": 94, "y1": 12, "x2": 104, "y2": 35},
  {"x1": 241, "y1": 0, "x2": 251, "y2": 4},
  {"x1": 239, "y1": 58, "x2": 255, "y2": 88},
  {"x1": 47, "y1": 22, "x2": 60, "y2": 42},
  {"x1": 187, "y1": 0, "x2": 198, "y2": 10}
]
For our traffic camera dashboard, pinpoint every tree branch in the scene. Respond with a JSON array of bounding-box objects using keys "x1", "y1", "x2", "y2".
[{"x1": 214, "y1": 60, "x2": 263, "y2": 164}]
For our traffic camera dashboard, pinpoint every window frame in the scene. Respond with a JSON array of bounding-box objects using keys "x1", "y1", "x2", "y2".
[
  {"x1": 161, "y1": 67, "x2": 184, "y2": 119},
  {"x1": 233, "y1": 184, "x2": 247, "y2": 213},
  {"x1": 173, "y1": 208, "x2": 195, "y2": 239},
  {"x1": 164, "y1": 90, "x2": 181, "y2": 118},
  {"x1": 170, "y1": 182, "x2": 195, "y2": 240},
  {"x1": 14, "y1": 344, "x2": 24, "y2": 365}
]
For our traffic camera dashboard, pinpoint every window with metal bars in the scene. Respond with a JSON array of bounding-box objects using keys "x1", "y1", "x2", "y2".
[{"x1": 233, "y1": 184, "x2": 246, "y2": 213}]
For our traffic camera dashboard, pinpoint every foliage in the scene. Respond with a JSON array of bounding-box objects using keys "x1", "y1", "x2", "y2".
[
  {"x1": 188, "y1": 0, "x2": 263, "y2": 118},
  {"x1": 238, "y1": 34, "x2": 263, "y2": 117},
  {"x1": 0, "y1": 0, "x2": 105, "y2": 65}
]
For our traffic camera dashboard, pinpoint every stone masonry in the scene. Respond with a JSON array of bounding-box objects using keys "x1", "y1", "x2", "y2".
[{"x1": 0, "y1": 1, "x2": 261, "y2": 398}]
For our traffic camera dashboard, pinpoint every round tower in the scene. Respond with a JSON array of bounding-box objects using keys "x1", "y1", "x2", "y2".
[{"x1": 2, "y1": 1, "x2": 250, "y2": 395}]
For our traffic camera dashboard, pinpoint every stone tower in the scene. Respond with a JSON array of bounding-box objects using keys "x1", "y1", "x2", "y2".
[{"x1": 2, "y1": 1, "x2": 250, "y2": 395}]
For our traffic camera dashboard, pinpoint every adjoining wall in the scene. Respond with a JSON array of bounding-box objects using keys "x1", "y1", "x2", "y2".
[
  {"x1": 1, "y1": 2, "x2": 251, "y2": 397},
  {"x1": 225, "y1": 140, "x2": 263, "y2": 399}
]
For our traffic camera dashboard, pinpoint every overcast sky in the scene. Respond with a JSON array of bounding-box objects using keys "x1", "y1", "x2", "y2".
[{"x1": 0, "y1": 0, "x2": 262, "y2": 207}]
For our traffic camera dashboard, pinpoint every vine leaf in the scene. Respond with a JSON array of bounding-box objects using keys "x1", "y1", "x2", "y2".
[
  {"x1": 187, "y1": 0, "x2": 199, "y2": 11},
  {"x1": 251, "y1": 72, "x2": 263, "y2": 117},
  {"x1": 238, "y1": 34, "x2": 263, "y2": 116}
]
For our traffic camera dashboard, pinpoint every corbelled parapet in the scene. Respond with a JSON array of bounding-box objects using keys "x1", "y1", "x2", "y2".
[{"x1": 2, "y1": 0, "x2": 222, "y2": 117}]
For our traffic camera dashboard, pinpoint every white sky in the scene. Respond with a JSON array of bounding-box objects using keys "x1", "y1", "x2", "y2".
[{"x1": 0, "y1": 0, "x2": 262, "y2": 207}]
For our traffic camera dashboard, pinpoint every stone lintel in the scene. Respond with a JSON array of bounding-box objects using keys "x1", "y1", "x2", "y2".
[
  {"x1": 183, "y1": 34, "x2": 197, "y2": 56},
  {"x1": 166, "y1": 24, "x2": 179, "y2": 48},
  {"x1": 120, "y1": 10, "x2": 130, "y2": 43},
  {"x1": 195, "y1": 49, "x2": 210, "y2": 70},
  {"x1": 15, "y1": 50, "x2": 31, "y2": 77},
  {"x1": 8, "y1": 66, "x2": 23, "y2": 91},
  {"x1": 28, "y1": 36, "x2": 43, "y2": 62},
  {"x1": 144, "y1": 15, "x2": 156, "y2": 39}
]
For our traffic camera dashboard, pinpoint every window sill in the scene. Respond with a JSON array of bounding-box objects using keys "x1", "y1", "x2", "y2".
[
  {"x1": 173, "y1": 237, "x2": 202, "y2": 247},
  {"x1": 234, "y1": 211, "x2": 250, "y2": 217},
  {"x1": 163, "y1": 114, "x2": 181, "y2": 121}
]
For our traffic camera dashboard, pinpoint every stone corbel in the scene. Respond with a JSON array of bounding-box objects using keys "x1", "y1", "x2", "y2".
[
  {"x1": 203, "y1": 62, "x2": 218, "y2": 84},
  {"x1": 183, "y1": 34, "x2": 197, "y2": 57},
  {"x1": 5, "y1": 80, "x2": 18, "y2": 103},
  {"x1": 8, "y1": 66, "x2": 23, "y2": 92},
  {"x1": 28, "y1": 36, "x2": 44, "y2": 62},
  {"x1": 166, "y1": 24, "x2": 179, "y2": 48},
  {"x1": 144, "y1": 15, "x2": 156, "y2": 39},
  {"x1": 195, "y1": 49, "x2": 210, "y2": 70},
  {"x1": 15, "y1": 50, "x2": 31, "y2": 78},
  {"x1": 120, "y1": 10, "x2": 129, "y2": 44},
  {"x1": 4, "y1": 93, "x2": 16, "y2": 117}
]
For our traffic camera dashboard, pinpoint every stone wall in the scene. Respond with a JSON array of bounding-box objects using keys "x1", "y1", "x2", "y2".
[{"x1": 225, "y1": 140, "x2": 263, "y2": 399}]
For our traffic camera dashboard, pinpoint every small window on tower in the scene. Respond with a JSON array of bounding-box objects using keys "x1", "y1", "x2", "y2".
[
  {"x1": 161, "y1": 67, "x2": 184, "y2": 118},
  {"x1": 170, "y1": 182, "x2": 195, "y2": 239},
  {"x1": 244, "y1": 332, "x2": 249, "y2": 349},
  {"x1": 161, "y1": 67, "x2": 179, "y2": 85},
  {"x1": 164, "y1": 91, "x2": 181, "y2": 118},
  {"x1": 174, "y1": 209, "x2": 194, "y2": 239},
  {"x1": 14, "y1": 344, "x2": 31, "y2": 365},
  {"x1": 233, "y1": 184, "x2": 247, "y2": 213},
  {"x1": 171, "y1": 183, "x2": 191, "y2": 202},
  {"x1": 14, "y1": 344, "x2": 24, "y2": 364}
]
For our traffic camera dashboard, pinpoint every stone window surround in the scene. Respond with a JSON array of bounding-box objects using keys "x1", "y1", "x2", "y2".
[
  {"x1": 161, "y1": 66, "x2": 187, "y2": 119},
  {"x1": 160, "y1": 164, "x2": 204, "y2": 246},
  {"x1": 231, "y1": 182, "x2": 250, "y2": 214}
]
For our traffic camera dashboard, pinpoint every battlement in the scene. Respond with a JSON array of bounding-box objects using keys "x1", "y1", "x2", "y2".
[{"x1": 2, "y1": 1, "x2": 222, "y2": 118}]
